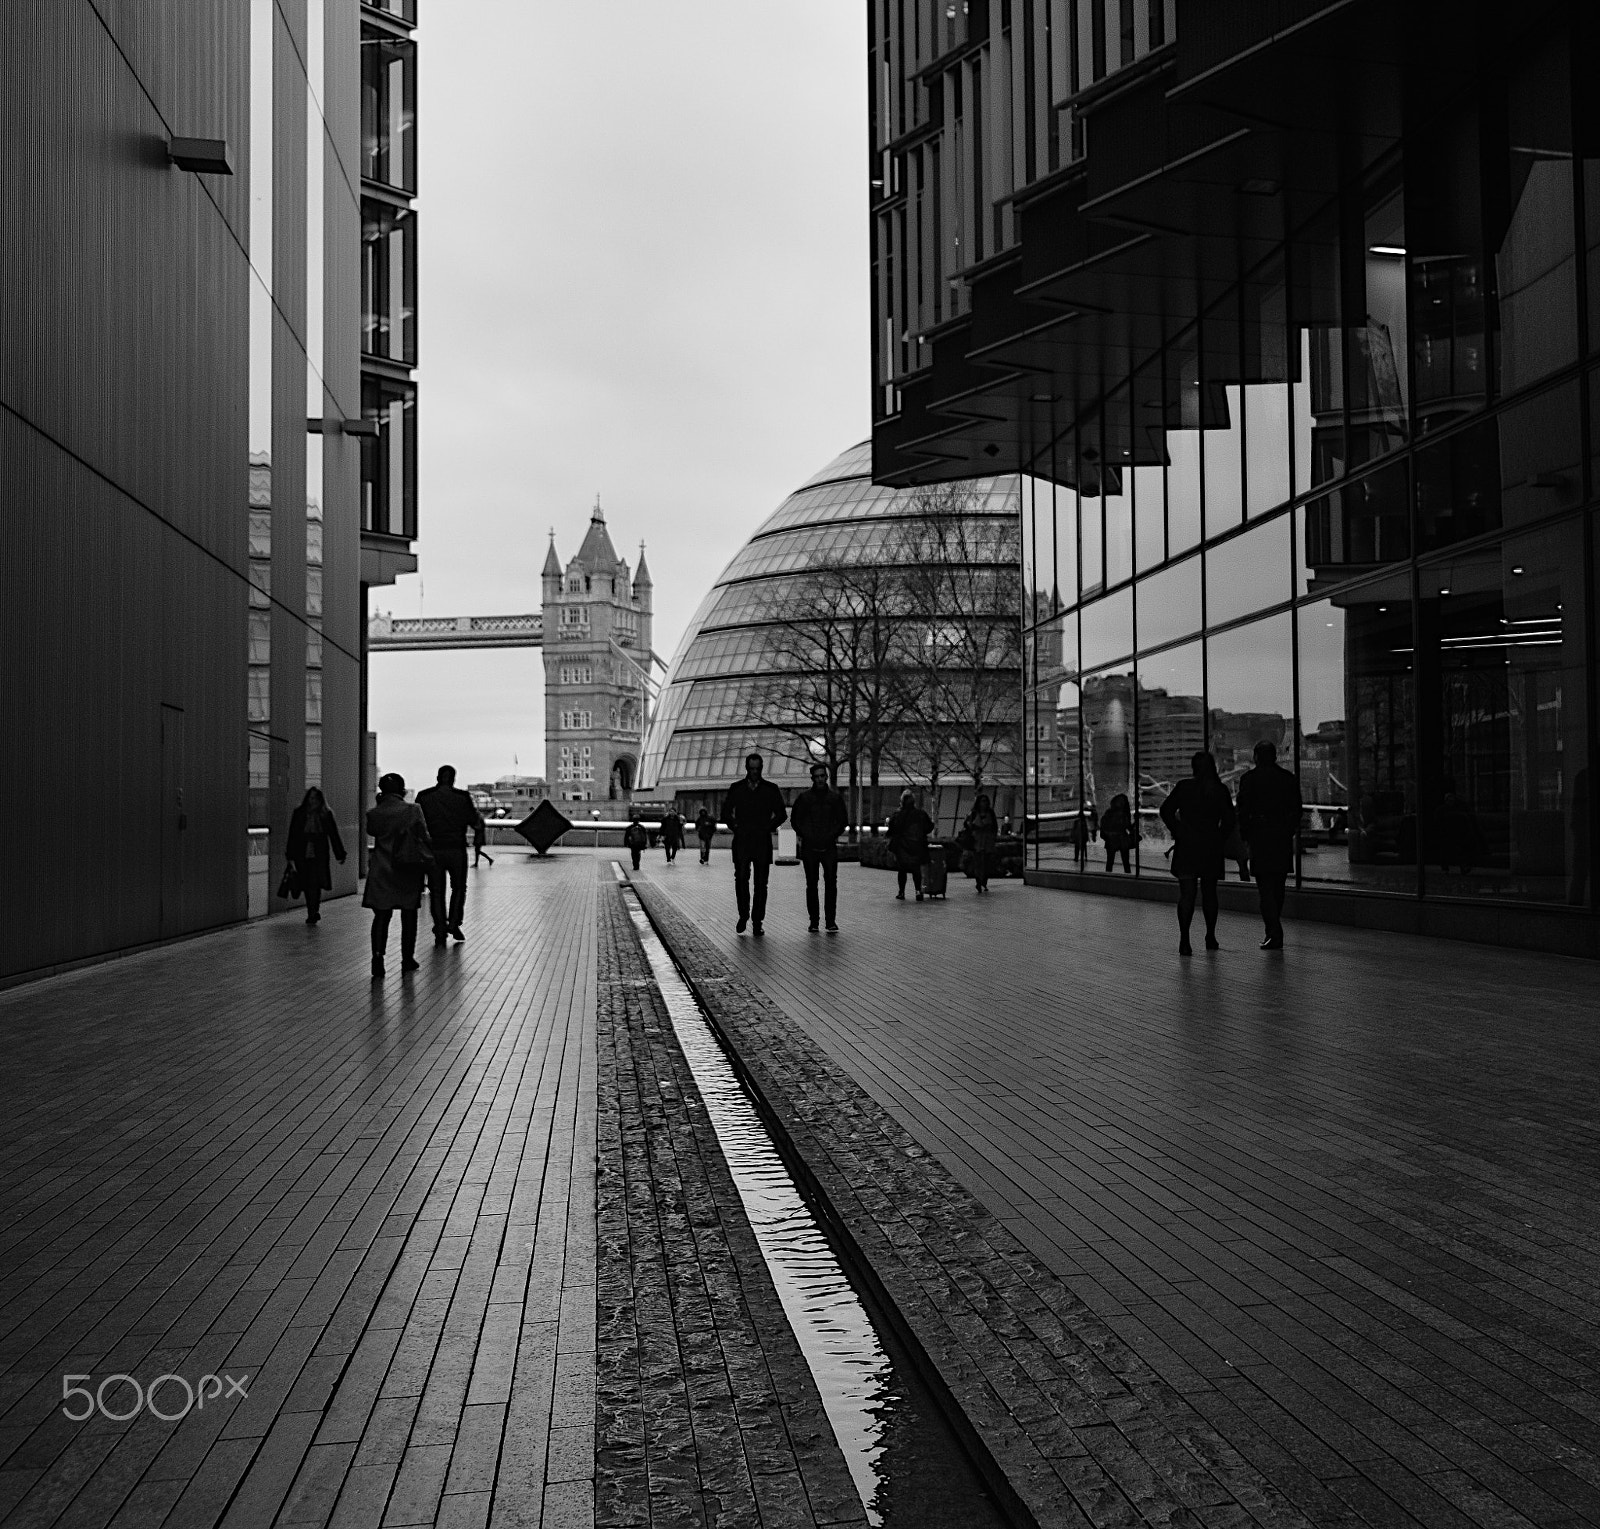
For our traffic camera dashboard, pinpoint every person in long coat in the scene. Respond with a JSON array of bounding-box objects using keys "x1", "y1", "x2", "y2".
[
  {"x1": 887, "y1": 789, "x2": 934, "y2": 901},
  {"x1": 1235, "y1": 740, "x2": 1303, "y2": 950},
  {"x1": 659, "y1": 807, "x2": 685, "y2": 864},
  {"x1": 364, "y1": 773, "x2": 432, "y2": 979},
  {"x1": 695, "y1": 807, "x2": 717, "y2": 864},
  {"x1": 964, "y1": 793, "x2": 999, "y2": 893},
  {"x1": 286, "y1": 787, "x2": 346, "y2": 925},
  {"x1": 1099, "y1": 792, "x2": 1136, "y2": 873},
  {"x1": 1158, "y1": 751, "x2": 1237, "y2": 955}
]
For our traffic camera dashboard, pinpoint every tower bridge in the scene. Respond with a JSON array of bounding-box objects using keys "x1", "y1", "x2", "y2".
[{"x1": 366, "y1": 498, "x2": 663, "y2": 802}]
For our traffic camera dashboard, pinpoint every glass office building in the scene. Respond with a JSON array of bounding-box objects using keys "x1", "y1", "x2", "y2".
[
  {"x1": 639, "y1": 442, "x2": 1022, "y2": 813},
  {"x1": 869, "y1": 2, "x2": 1599, "y2": 952}
]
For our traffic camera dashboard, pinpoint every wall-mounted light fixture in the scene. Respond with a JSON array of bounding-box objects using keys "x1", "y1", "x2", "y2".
[{"x1": 168, "y1": 137, "x2": 232, "y2": 175}]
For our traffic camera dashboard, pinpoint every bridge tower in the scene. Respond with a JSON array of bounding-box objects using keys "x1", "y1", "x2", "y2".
[{"x1": 541, "y1": 498, "x2": 653, "y2": 803}]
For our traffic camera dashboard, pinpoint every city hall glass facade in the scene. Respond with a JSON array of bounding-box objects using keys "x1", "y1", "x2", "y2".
[
  {"x1": 869, "y1": 1, "x2": 1600, "y2": 933},
  {"x1": 639, "y1": 442, "x2": 1021, "y2": 803}
]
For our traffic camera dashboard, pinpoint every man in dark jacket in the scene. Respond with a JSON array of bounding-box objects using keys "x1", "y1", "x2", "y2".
[
  {"x1": 722, "y1": 752, "x2": 787, "y2": 935},
  {"x1": 791, "y1": 762, "x2": 848, "y2": 933},
  {"x1": 417, "y1": 765, "x2": 484, "y2": 945},
  {"x1": 1234, "y1": 740, "x2": 1303, "y2": 950}
]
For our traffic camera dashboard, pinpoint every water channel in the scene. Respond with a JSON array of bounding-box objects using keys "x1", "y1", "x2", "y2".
[{"x1": 616, "y1": 871, "x2": 1011, "y2": 1526}]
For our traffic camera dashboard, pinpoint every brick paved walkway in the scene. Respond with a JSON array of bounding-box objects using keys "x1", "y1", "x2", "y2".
[
  {"x1": 0, "y1": 855, "x2": 597, "y2": 1529},
  {"x1": 634, "y1": 855, "x2": 1600, "y2": 1529}
]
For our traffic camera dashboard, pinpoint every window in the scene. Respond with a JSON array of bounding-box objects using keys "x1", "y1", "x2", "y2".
[
  {"x1": 360, "y1": 29, "x2": 416, "y2": 191},
  {"x1": 360, "y1": 200, "x2": 416, "y2": 364},
  {"x1": 360, "y1": 374, "x2": 416, "y2": 540},
  {"x1": 305, "y1": 672, "x2": 323, "y2": 725}
]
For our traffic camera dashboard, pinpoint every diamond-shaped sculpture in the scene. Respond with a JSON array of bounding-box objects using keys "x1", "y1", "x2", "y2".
[{"x1": 515, "y1": 800, "x2": 573, "y2": 856}]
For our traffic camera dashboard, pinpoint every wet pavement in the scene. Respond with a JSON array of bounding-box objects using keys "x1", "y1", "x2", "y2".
[{"x1": 1, "y1": 845, "x2": 1597, "y2": 1527}]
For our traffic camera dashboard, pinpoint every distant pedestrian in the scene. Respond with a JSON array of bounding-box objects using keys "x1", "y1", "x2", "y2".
[
  {"x1": 1069, "y1": 810, "x2": 1091, "y2": 870},
  {"x1": 723, "y1": 753, "x2": 787, "y2": 935},
  {"x1": 364, "y1": 773, "x2": 432, "y2": 979},
  {"x1": 964, "y1": 793, "x2": 998, "y2": 893},
  {"x1": 623, "y1": 810, "x2": 648, "y2": 872},
  {"x1": 887, "y1": 789, "x2": 934, "y2": 902},
  {"x1": 417, "y1": 765, "x2": 484, "y2": 945},
  {"x1": 695, "y1": 806, "x2": 717, "y2": 864},
  {"x1": 1235, "y1": 740, "x2": 1303, "y2": 951},
  {"x1": 791, "y1": 762, "x2": 847, "y2": 932},
  {"x1": 1159, "y1": 751, "x2": 1236, "y2": 955},
  {"x1": 1100, "y1": 792, "x2": 1136, "y2": 873},
  {"x1": 660, "y1": 806, "x2": 685, "y2": 864},
  {"x1": 286, "y1": 787, "x2": 346, "y2": 925}
]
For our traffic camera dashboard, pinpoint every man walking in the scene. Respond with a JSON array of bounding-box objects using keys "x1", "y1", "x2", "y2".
[
  {"x1": 1235, "y1": 740, "x2": 1303, "y2": 950},
  {"x1": 791, "y1": 762, "x2": 847, "y2": 932},
  {"x1": 722, "y1": 752, "x2": 786, "y2": 936},
  {"x1": 695, "y1": 806, "x2": 717, "y2": 864},
  {"x1": 417, "y1": 765, "x2": 484, "y2": 945},
  {"x1": 659, "y1": 805, "x2": 685, "y2": 864}
]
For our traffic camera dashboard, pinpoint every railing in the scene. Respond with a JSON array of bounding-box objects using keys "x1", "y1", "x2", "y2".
[{"x1": 367, "y1": 613, "x2": 543, "y2": 651}]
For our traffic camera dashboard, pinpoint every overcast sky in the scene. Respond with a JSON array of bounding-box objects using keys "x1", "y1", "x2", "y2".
[{"x1": 367, "y1": 4, "x2": 870, "y2": 788}]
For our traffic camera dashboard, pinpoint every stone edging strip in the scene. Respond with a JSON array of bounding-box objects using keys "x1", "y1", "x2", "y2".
[
  {"x1": 632, "y1": 881, "x2": 1317, "y2": 1529},
  {"x1": 594, "y1": 880, "x2": 867, "y2": 1527}
]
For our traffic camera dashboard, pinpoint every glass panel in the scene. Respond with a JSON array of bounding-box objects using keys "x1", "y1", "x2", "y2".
[
  {"x1": 1024, "y1": 479, "x2": 1041, "y2": 626},
  {"x1": 1035, "y1": 609, "x2": 1077, "y2": 692},
  {"x1": 1296, "y1": 581, "x2": 1416, "y2": 892},
  {"x1": 1135, "y1": 555, "x2": 1202, "y2": 652},
  {"x1": 1135, "y1": 640, "x2": 1204, "y2": 870},
  {"x1": 1082, "y1": 664, "x2": 1137, "y2": 867},
  {"x1": 1204, "y1": 385, "x2": 1244, "y2": 539},
  {"x1": 1080, "y1": 587, "x2": 1133, "y2": 670},
  {"x1": 1167, "y1": 429, "x2": 1202, "y2": 554},
  {"x1": 361, "y1": 202, "x2": 417, "y2": 364},
  {"x1": 1105, "y1": 469, "x2": 1133, "y2": 586},
  {"x1": 1052, "y1": 479, "x2": 1078, "y2": 609},
  {"x1": 1031, "y1": 677, "x2": 1086, "y2": 868},
  {"x1": 1244, "y1": 383, "x2": 1291, "y2": 517},
  {"x1": 1133, "y1": 463, "x2": 1165, "y2": 572},
  {"x1": 1416, "y1": 520, "x2": 1588, "y2": 902},
  {"x1": 1294, "y1": 326, "x2": 1346, "y2": 494},
  {"x1": 1416, "y1": 383, "x2": 1582, "y2": 553},
  {"x1": 361, "y1": 374, "x2": 417, "y2": 539},
  {"x1": 1205, "y1": 515, "x2": 1292, "y2": 628},
  {"x1": 1296, "y1": 458, "x2": 1410, "y2": 597},
  {"x1": 1079, "y1": 445, "x2": 1105, "y2": 596},
  {"x1": 361, "y1": 29, "x2": 416, "y2": 192},
  {"x1": 1495, "y1": 31, "x2": 1577, "y2": 395},
  {"x1": 1207, "y1": 614, "x2": 1295, "y2": 797},
  {"x1": 1350, "y1": 186, "x2": 1409, "y2": 468}
]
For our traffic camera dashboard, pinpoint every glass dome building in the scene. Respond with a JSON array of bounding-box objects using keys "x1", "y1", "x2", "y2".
[{"x1": 639, "y1": 441, "x2": 1022, "y2": 808}]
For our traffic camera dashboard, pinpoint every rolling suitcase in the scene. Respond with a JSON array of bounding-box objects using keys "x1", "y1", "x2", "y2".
[{"x1": 922, "y1": 843, "x2": 948, "y2": 898}]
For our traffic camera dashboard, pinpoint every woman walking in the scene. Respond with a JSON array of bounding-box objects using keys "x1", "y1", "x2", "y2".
[
  {"x1": 695, "y1": 807, "x2": 717, "y2": 864},
  {"x1": 887, "y1": 789, "x2": 933, "y2": 901},
  {"x1": 286, "y1": 787, "x2": 346, "y2": 924},
  {"x1": 964, "y1": 793, "x2": 999, "y2": 893},
  {"x1": 1100, "y1": 792, "x2": 1136, "y2": 873},
  {"x1": 364, "y1": 773, "x2": 432, "y2": 979},
  {"x1": 1158, "y1": 751, "x2": 1237, "y2": 955}
]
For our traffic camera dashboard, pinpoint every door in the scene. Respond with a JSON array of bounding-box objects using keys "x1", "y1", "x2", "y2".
[{"x1": 160, "y1": 703, "x2": 186, "y2": 937}]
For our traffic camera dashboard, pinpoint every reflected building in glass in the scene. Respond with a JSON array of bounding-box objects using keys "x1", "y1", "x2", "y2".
[{"x1": 869, "y1": 1, "x2": 1599, "y2": 951}]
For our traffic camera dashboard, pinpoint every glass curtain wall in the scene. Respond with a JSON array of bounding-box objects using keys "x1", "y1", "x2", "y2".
[{"x1": 1024, "y1": 20, "x2": 1596, "y2": 911}]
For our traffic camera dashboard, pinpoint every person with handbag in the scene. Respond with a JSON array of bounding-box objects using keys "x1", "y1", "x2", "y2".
[
  {"x1": 363, "y1": 773, "x2": 433, "y2": 979},
  {"x1": 963, "y1": 793, "x2": 999, "y2": 893},
  {"x1": 285, "y1": 787, "x2": 346, "y2": 925}
]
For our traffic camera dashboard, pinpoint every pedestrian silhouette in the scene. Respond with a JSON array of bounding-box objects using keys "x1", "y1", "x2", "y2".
[
  {"x1": 887, "y1": 789, "x2": 934, "y2": 901},
  {"x1": 964, "y1": 793, "x2": 998, "y2": 893},
  {"x1": 695, "y1": 806, "x2": 717, "y2": 864},
  {"x1": 1159, "y1": 751, "x2": 1236, "y2": 955},
  {"x1": 417, "y1": 765, "x2": 484, "y2": 946},
  {"x1": 791, "y1": 762, "x2": 847, "y2": 931},
  {"x1": 364, "y1": 773, "x2": 432, "y2": 979},
  {"x1": 723, "y1": 752, "x2": 786, "y2": 935},
  {"x1": 1069, "y1": 809, "x2": 1091, "y2": 870},
  {"x1": 659, "y1": 806, "x2": 685, "y2": 864},
  {"x1": 623, "y1": 809, "x2": 647, "y2": 872},
  {"x1": 1100, "y1": 792, "x2": 1135, "y2": 873},
  {"x1": 1235, "y1": 740, "x2": 1302, "y2": 950},
  {"x1": 286, "y1": 786, "x2": 346, "y2": 925}
]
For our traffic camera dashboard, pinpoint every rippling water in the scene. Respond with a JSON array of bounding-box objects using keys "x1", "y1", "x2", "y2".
[{"x1": 620, "y1": 884, "x2": 895, "y2": 1524}]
